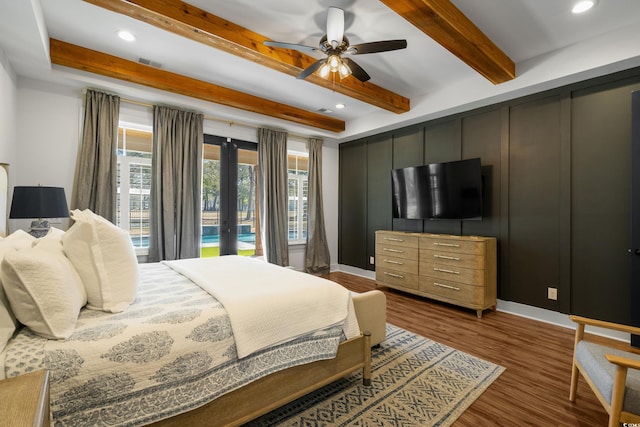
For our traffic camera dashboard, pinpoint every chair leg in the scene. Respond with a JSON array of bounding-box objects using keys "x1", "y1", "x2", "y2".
[
  {"x1": 570, "y1": 359, "x2": 579, "y2": 402},
  {"x1": 608, "y1": 365, "x2": 627, "y2": 427}
]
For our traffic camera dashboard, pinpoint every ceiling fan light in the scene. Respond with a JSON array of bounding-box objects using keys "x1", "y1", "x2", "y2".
[
  {"x1": 328, "y1": 55, "x2": 341, "y2": 72},
  {"x1": 339, "y1": 63, "x2": 351, "y2": 79},
  {"x1": 319, "y1": 63, "x2": 330, "y2": 78}
]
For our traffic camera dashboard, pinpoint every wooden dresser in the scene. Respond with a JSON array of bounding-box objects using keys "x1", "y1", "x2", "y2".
[{"x1": 375, "y1": 230, "x2": 497, "y2": 318}]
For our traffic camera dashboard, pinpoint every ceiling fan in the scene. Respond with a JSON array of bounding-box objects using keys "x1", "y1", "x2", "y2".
[{"x1": 263, "y1": 6, "x2": 407, "y2": 83}]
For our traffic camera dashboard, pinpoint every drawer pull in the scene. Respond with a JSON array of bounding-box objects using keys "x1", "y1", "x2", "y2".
[
  {"x1": 383, "y1": 259, "x2": 403, "y2": 265},
  {"x1": 384, "y1": 237, "x2": 404, "y2": 242},
  {"x1": 434, "y1": 267, "x2": 459, "y2": 275},
  {"x1": 383, "y1": 248, "x2": 404, "y2": 254},
  {"x1": 383, "y1": 272, "x2": 405, "y2": 279},
  {"x1": 434, "y1": 254, "x2": 460, "y2": 261},
  {"x1": 434, "y1": 282, "x2": 461, "y2": 291},
  {"x1": 433, "y1": 242, "x2": 460, "y2": 248}
]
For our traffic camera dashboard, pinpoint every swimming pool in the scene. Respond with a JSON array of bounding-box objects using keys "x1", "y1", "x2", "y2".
[{"x1": 132, "y1": 233, "x2": 256, "y2": 247}]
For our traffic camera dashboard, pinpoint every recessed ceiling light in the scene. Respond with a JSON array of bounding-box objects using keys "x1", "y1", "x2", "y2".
[
  {"x1": 335, "y1": 103, "x2": 346, "y2": 109},
  {"x1": 572, "y1": 0, "x2": 596, "y2": 14},
  {"x1": 117, "y1": 30, "x2": 136, "y2": 42}
]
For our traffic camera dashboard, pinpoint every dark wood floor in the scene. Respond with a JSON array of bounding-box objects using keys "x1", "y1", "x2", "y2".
[{"x1": 325, "y1": 271, "x2": 617, "y2": 426}]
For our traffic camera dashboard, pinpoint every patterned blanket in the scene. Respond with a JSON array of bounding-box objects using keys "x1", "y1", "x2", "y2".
[{"x1": 4, "y1": 262, "x2": 345, "y2": 426}]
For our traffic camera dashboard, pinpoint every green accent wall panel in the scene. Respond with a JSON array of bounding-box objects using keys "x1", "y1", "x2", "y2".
[
  {"x1": 339, "y1": 141, "x2": 367, "y2": 269},
  {"x1": 571, "y1": 80, "x2": 640, "y2": 323},
  {"x1": 367, "y1": 136, "x2": 393, "y2": 271},
  {"x1": 508, "y1": 96, "x2": 563, "y2": 308},
  {"x1": 461, "y1": 109, "x2": 502, "y2": 240}
]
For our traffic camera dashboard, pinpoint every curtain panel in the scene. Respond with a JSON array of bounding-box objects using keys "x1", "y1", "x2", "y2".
[
  {"x1": 148, "y1": 105, "x2": 203, "y2": 261},
  {"x1": 74, "y1": 89, "x2": 120, "y2": 222},
  {"x1": 257, "y1": 128, "x2": 289, "y2": 266},
  {"x1": 304, "y1": 137, "x2": 331, "y2": 274}
]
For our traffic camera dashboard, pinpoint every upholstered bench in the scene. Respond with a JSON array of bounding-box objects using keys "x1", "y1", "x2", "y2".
[{"x1": 351, "y1": 290, "x2": 386, "y2": 346}]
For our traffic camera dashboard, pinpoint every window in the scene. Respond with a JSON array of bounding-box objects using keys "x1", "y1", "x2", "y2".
[
  {"x1": 288, "y1": 152, "x2": 308, "y2": 244},
  {"x1": 117, "y1": 126, "x2": 152, "y2": 254}
]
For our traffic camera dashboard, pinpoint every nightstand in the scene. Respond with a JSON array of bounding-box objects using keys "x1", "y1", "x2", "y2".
[{"x1": 0, "y1": 370, "x2": 50, "y2": 426}]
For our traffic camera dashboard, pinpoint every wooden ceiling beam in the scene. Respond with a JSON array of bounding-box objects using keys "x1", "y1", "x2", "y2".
[
  {"x1": 380, "y1": 0, "x2": 515, "y2": 84},
  {"x1": 49, "y1": 39, "x2": 345, "y2": 133},
  {"x1": 83, "y1": 0, "x2": 410, "y2": 114}
]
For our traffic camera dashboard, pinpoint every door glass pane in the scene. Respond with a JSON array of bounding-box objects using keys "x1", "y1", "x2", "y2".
[
  {"x1": 202, "y1": 144, "x2": 221, "y2": 257},
  {"x1": 236, "y1": 148, "x2": 257, "y2": 257}
]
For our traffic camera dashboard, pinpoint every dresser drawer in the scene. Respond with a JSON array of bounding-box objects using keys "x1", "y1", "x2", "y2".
[
  {"x1": 419, "y1": 276, "x2": 484, "y2": 305},
  {"x1": 375, "y1": 252, "x2": 419, "y2": 274},
  {"x1": 420, "y1": 249, "x2": 485, "y2": 269},
  {"x1": 376, "y1": 244, "x2": 419, "y2": 261},
  {"x1": 419, "y1": 261, "x2": 485, "y2": 286},
  {"x1": 376, "y1": 267, "x2": 419, "y2": 290},
  {"x1": 420, "y1": 236, "x2": 485, "y2": 255},
  {"x1": 377, "y1": 232, "x2": 419, "y2": 249}
]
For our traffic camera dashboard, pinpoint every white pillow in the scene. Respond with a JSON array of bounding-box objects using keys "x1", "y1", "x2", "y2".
[
  {"x1": 1, "y1": 246, "x2": 87, "y2": 339},
  {"x1": 32, "y1": 227, "x2": 65, "y2": 251},
  {"x1": 62, "y1": 209, "x2": 138, "y2": 313},
  {"x1": 0, "y1": 230, "x2": 37, "y2": 352},
  {"x1": 0, "y1": 283, "x2": 16, "y2": 353}
]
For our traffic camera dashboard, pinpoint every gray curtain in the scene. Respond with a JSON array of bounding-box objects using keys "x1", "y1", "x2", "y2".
[
  {"x1": 257, "y1": 128, "x2": 289, "y2": 266},
  {"x1": 74, "y1": 89, "x2": 120, "y2": 222},
  {"x1": 148, "y1": 105, "x2": 203, "y2": 261},
  {"x1": 304, "y1": 137, "x2": 330, "y2": 274}
]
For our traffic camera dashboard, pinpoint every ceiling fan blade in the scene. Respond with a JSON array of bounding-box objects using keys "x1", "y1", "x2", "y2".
[
  {"x1": 348, "y1": 40, "x2": 408, "y2": 55},
  {"x1": 342, "y1": 57, "x2": 370, "y2": 82},
  {"x1": 326, "y1": 7, "x2": 344, "y2": 47},
  {"x1": 297, "y1": 59, "x2": 326, "y2": 80},
  {"x1": 263, "y1": 40, "x2": 319, "y2": 52}
]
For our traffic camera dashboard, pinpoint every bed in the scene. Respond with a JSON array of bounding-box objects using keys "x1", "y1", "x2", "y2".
[{"x1": 0, "y1": 210, "x2": 381, "y2": 426}]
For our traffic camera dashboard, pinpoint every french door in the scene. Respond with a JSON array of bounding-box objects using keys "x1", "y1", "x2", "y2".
[{"x1": 202, "y1": 135, "x2": 259, "y2": 257}]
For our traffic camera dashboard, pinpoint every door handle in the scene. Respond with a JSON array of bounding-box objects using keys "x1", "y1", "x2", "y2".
[{"x1": 628, "y1": 249, "x2": 640, "y2": 255}]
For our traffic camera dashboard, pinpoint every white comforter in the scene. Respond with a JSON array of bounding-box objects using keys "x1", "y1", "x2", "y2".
[{"x1": 164, "y1": 256, "x2": 359, "y2": 358}]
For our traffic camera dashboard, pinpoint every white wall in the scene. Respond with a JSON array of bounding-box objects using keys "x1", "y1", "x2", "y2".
[
  {"x1": 0, "y1": 48, "x2": 18, "y2": 236},
  {"x1": 13, "y1": 78, "x2": 341, "y2": 267},
  {"x1": 13, "y1": 78, "x2": 82, "y2": 232}
]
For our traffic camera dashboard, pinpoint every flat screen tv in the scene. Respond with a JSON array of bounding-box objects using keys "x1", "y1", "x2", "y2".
[{"x1": 391, "y1": 158, "x2": 483, "y2": 220}]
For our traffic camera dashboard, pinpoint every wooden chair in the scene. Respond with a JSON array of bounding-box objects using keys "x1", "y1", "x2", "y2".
[{"x1": 570, "y1": 315, "x2": 640, "y2": 427}]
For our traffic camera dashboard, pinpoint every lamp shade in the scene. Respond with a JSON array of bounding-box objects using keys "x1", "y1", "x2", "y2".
[{"x1": 9, "y1": 186, "x2": 69, "y2": 219}]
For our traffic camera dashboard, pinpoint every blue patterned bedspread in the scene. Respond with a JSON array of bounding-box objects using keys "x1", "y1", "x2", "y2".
[{"x1": 4, "y1": 262, "x2": 343, "y2": 426}]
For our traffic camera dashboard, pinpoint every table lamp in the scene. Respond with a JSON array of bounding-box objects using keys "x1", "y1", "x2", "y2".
[{"x1": 9, "y1": 186, "x2": 69, "y2": 238}]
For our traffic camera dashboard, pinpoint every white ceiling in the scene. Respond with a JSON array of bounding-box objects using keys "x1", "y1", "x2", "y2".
[{"x1": 1, "y1": 0, "x2": 640, "y2": 143}]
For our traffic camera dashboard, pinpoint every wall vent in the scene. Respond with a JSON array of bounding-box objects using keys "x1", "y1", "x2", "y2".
[{"x1": 138, "y1": 58, "x2": 163, "y2": 68}]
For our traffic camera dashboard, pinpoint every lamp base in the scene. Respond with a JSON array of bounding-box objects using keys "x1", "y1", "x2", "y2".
[{"x1": 29, "y1": 219, "x2": 50, "y2": 238}]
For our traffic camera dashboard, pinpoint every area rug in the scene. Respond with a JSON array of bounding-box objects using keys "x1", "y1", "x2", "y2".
[{"x1": 246, "y1": 324, "x2": 505, "y2": 427}]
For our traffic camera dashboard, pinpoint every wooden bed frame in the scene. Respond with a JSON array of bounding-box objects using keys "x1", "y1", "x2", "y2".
[{"x1": 150, "y1": 332, "x2": 372, "y2": 426}]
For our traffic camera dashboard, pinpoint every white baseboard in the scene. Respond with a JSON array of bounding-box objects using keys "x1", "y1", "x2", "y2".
[{"x1": 335, "y1": 264, "x2": 629, "y2": 343}]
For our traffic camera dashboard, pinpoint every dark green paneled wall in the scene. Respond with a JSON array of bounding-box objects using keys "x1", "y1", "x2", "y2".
[{"x1": 338, "y1": 68, "x2": 640, "y2": 321}]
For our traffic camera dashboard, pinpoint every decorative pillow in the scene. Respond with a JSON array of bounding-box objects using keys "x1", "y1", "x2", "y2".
[
  {"x1": 1, "y1": 246, "x2": 87, "y2": 339},
  {"x1": 0, "y1": 230, "x2": 37, "y2": 351},
  {"x1": 32, "y1": 227, "x2": 65, "y2": 250},
  {"x1": 62, "y1": 209, "x2": 138, "y2": 313},
  {"x1": 0, "y1": 283, "x2": 16, "y2": 353}
]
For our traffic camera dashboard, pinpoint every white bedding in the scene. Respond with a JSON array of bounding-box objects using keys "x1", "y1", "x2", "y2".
[
  {"x1": 3, "y1": 261, "x2": 353, "y2": 426},
  {"x1": 163, "y1": 256, "x2": 359, "y2": 358}
]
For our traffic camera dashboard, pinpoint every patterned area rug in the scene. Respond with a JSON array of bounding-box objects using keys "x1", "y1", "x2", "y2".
[{"x1": 246, "y1": 324, "x2": 504, "y2": 427}]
